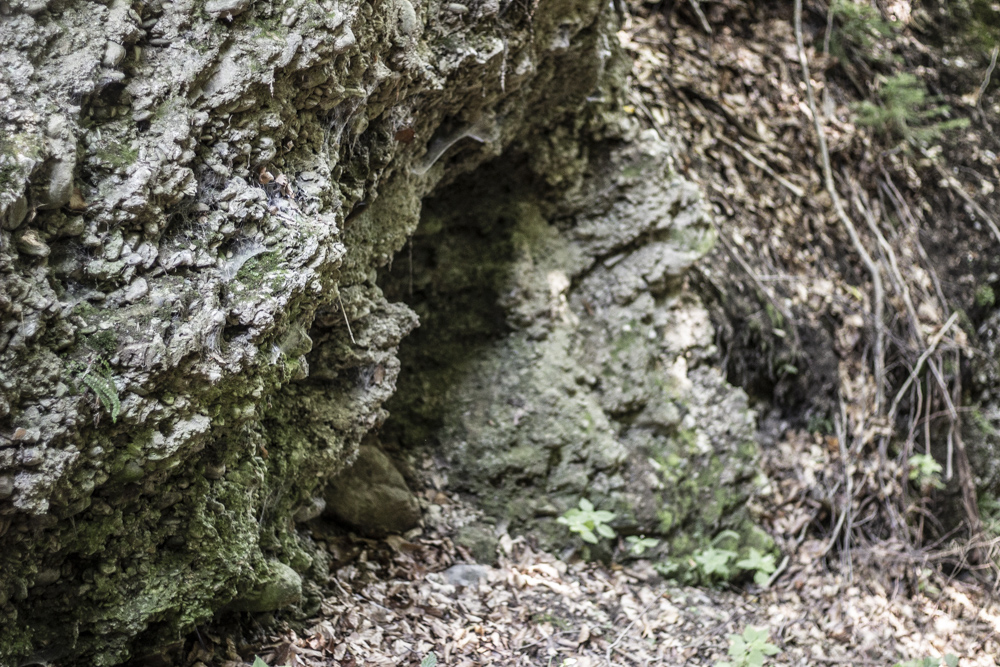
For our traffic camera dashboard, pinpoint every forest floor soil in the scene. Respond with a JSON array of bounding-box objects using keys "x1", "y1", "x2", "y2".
[{"x1": 186, "y1": 431, "x2": 1000, "y2": 667}]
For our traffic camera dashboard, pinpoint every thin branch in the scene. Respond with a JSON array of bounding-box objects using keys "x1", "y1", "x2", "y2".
[
  {"x1": 687, "y1": 0, "x2": 712, "y2": 35},
  {"x1": 887, "y1": 312, "x2": 959, "y2": 423},
  {"x1": 605, "y1": 591, "x2": 666, "y2": 666},
  {"x1": 976, "y1": 45, "x2": 999, "y2": 108},
  {"x1": 932, "y1": 160, "x2": 1000, "y2": 248},
  {"x1": 339, "y1": 294, "x2": 357, "y2": 345},
  {"x1": 794, "y1": 0, "x2": 886, "y2": 412},
  {"x1": 716, "y1": 134, "x2": 806, "y2": 198}
]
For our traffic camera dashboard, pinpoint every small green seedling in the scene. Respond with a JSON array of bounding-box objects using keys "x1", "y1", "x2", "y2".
[
  {"x1": 715, "y1": 626, "x2": 780, "y2": 667},
  {"x1": 626, "y1": 535, "x2": 659, "y2": 556},
  {"x1": 736, "y1": 548, "x2": 777, "y2": 585},
  {"x1": 557, "y1": 498, "x2": 616, "y2": 544},
  {"x1": 894, "y1": 655, "x2": 959, "y2": 667},
  {"x1": 80, "y1": 360, "x2": 121, "y2": 423},
  {"x1": 693, "y1": 546, "x2": 737, "y2": 579},
  {"x1": 908, "y1": 453, "x2": 944, "y2": 491}
]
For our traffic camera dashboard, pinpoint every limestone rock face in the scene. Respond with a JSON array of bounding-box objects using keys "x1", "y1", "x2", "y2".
[
  {"x1": 323, "y1": 443, "x2": 421, "y2": 536},
  {"x1": 381, "y1": 137, "x2": 771, "y2": 572},
  {"x1": 0, "y1": 0, "x2": 626, "y2": 661}
]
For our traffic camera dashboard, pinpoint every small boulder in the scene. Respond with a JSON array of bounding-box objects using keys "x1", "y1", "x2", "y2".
[
  {"x1": 323, "y1": 444, "x2": 421, "y2": 536},
  {"x1": 229, "y1": 561, "x2": 301, "y2": 612}
]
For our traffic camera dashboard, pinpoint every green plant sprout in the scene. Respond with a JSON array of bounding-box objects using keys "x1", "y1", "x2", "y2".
[
  {"x1": 694, "y1": 546, "x2": 738, "y2": 579},
  {"x1": 557, "y1": 498, "x2": 616, "y2": 544},
  {"x1": 830, "y1": 0, "x2": 895, "y2": 63},
  {"x1": 80, "y1": 360, "x2": 121, "y2": 423},
  {"x1": 626, "y1": 535, "x2": 659, "y2": 556},
  {"x1": 715, "y1": 626, "x2": 780, "y2": 667},
  {"x1": 908, "y1": 453, "x2": 944, "y2": 491},
  {"x1": 854, "y1": 73, "x2": 969, "y2": 145},
  {"x1": 736, "y1": 548, "x2": 777, "y2": 585}
]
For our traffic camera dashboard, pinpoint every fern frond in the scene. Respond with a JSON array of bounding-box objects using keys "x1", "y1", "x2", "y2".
[{"x1": 82, "y1": 371, "x2": 121, "y2": 423}]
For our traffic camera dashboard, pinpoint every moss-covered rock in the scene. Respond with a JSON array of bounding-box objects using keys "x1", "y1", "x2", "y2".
[
  {"x1": 0, "y1": 0, "x2": 628, "y2": 661},
  {"x1": 381, "y1": 136, "x2": 772, "y2": 576},
  {"x1": 323, "y1": 443, "x2": 421, "y2": 536}
]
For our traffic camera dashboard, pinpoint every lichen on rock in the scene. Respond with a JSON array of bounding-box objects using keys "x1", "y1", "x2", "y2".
[
  {"x1": 0, "y1": 0, "x2": 773, "y2": 660},
  {"x1": 381, "y1": 135, "x2": 771, "y2": 577}
]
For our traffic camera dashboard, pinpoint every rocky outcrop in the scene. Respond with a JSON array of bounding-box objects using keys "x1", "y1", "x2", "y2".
[
  {"x1": 381, "y1": 137, "x2": 771, "y2": 569},
  {"x1": 0, "y1": 0, "x2": 770, "y2": 662},
  {"x1": 0, "y1": 0, "x2": 625, "y2": 662}
]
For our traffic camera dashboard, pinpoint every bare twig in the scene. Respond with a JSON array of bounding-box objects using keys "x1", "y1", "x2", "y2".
[
  {"x1": 849, "y1": 179, "x2": 921, "y2": 343},
  {"x1": 887, "y1": 312, "x2": 960, "y2": 423},
  {"x1": 339, "y1": 294, "x2": 357, "y2": 345},
  {"x1": 605, "y1": 591, "x2": 666, "y2": 666},
  {"x1": 932, "y1": 160, "x2": 1000, "y2": 248},
  {"x1": 795, "y1": 0, "x2": 886, "y2": 412},
  {"x1": 716, "y1": 134, "x2": 806, "y2": 198},
  {"x1": 976, "y1": 45, "x2": 999, "y2": 108},
  {"x1": 877, "y1": 172, "x2": 949, "y2": 313},
  {"x1": 712, "y1": 220, "x2": 801, "y2": 350},
  {"x1": 687, "y1": 0, "x2": 712, "y2": 35}
]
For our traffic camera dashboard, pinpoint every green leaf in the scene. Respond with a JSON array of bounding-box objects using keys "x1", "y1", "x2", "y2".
[
  {"x1": 252, "y1": 657, "x2": 269, "y2": 667},
  {"x1": 421, "y1": 653, "x2": 438, "y2": 667},
  {"x1": 578, "y1": 498, "x2": 594, "y2": 512},
  {"x1": 747, "y1": 649, "x2": 764, "y2": 667},
  {"x1": 580, "y1": 529, "x2": 598, "y2": 544},
  {"x1": 753, "y1": 571, "x2": 770, "y2": 586},
  {"x1": 944, "y1": 655, "x2": 959, "y2": 667},
  {"x1": 82, "y1": 370, "x2": 121, "y2": 423},
  {"x1": 596, "y1": 523, "x2": 616, "y2": 539}
]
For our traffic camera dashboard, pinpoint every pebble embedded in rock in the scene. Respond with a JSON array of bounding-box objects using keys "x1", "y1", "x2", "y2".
[
  {"x1": 228, "y1": 561, "x2": 302, "y2": 612},
  {"x1": 103, "y1": 41, "x2": 126, "y2": 67},
  {"x1": 0, "y1": 476, "x2": 14, "y2": 499},
  {"x1": 125, "y1": 278, "x2": 149, "y2": 303},
  {"x1": 323, "y1": 444, "x2": 422, "y2": 536},
  {"x1": 205, "y1": 0, "x2": 251, "y2": 18},
  {"x1": 20, "y1": 448, "x2": 44, "y2": 467},
  {"x1": 16, "y1": 230, "x2": 50, "y2": 258},
  {"x1": 45, "y1": 159, "x2": 75, "y2": 209}
]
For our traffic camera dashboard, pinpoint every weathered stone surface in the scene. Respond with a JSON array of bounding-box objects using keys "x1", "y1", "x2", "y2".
[
  {"x1": 323, "y1": 444, "x2": 421, "y2": 536},
  {"x1": 441, "y1": 563, "x2": 492, "y2": 587},
  {"x1": 0, "y1": 0, "x2": 630, "y2": 659},
  {"x1": 228, "y1": 561, "x2": 303, "y2": 613},
  {"x1": 382, "y1": 136, "x2": 769, "y2": 575}
]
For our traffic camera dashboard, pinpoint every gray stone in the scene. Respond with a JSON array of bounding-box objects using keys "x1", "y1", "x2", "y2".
[
  {"x1": 228, "y1": 561, "x2": 301, "y2": 612},
  {"x1": 15, "y1": 230, "x2": 49, "y2": 258},
  {"x1": 0, "y1": 476, "x2": 13, "y2": 499},
  {"x1": 124, "y1": 278, "x2": 148, "y2": 303},
  {"x1": 323, "y1": 444, "x2": 421, "y2": 536},
  {"x1": 293, "y1": 496, "x2": 326, "y2": 523},
  {"x1": 441, "y1": 564, "x2": 491, "y2": 588},
  {"x1": 103, "y1": 41, "x2": 127, "y2": 68},
  {"x1": 455, "y1": 523, "x2": 499, "y2": 564},
  {"x1": 205, "y1": 0, "x2": 251, "y2": 18},
  {"x1": 43, "y1": 159, "x2": 75, "y2": 209},
  {"x1": 2, "y1": 196, "x2": 28, "y2": 231}
]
